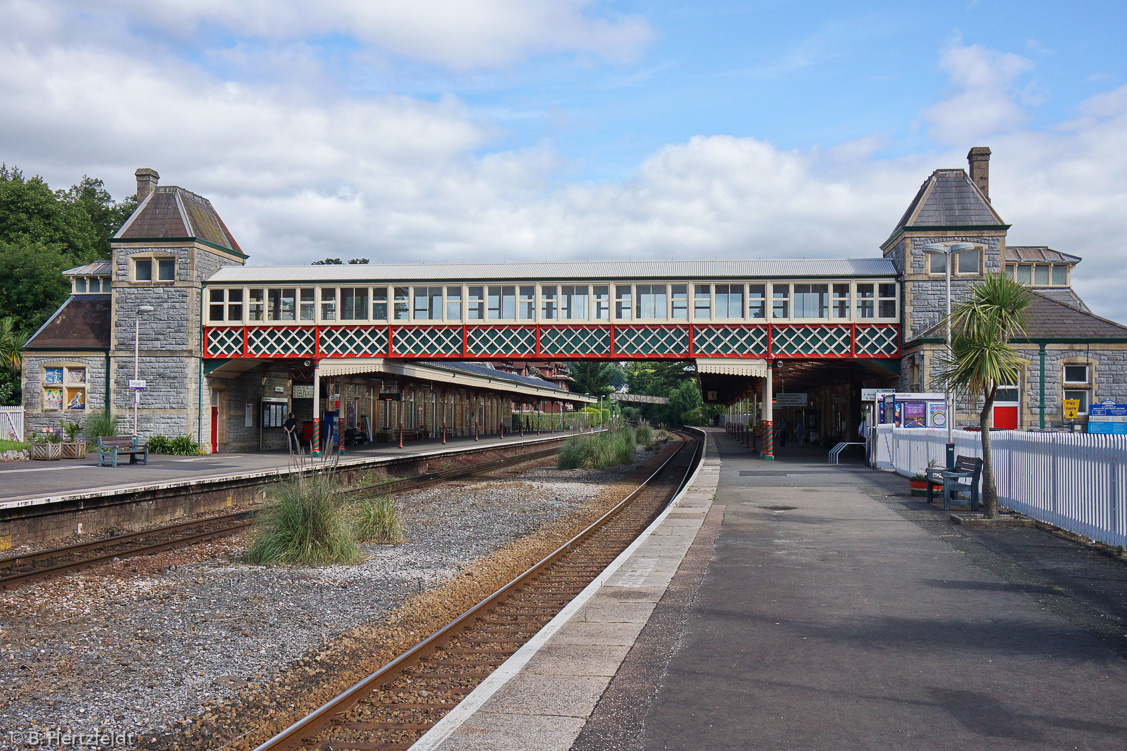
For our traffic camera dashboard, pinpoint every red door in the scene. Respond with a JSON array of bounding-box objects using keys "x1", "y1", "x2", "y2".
[{"x1": 211, "y1": 406, "x2": 219, "y2": 452}]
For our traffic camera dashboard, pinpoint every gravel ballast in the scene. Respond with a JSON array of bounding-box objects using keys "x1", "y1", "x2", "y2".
[{"x1": 0, "y1": 443, "x2": 673, "y2": 750}]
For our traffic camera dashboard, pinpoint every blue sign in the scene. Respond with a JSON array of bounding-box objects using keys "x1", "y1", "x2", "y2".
[{"x1": 1089, "y1": 402, "x2": 1127, "y2": 435}]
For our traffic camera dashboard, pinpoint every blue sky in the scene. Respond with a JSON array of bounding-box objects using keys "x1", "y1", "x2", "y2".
[{"x1": 2, "y1": 0, "x2": 1126, "y2": 319}]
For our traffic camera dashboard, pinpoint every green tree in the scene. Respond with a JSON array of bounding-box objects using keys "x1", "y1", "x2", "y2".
[
  {"x1": 0, "y1": 241, "x2": 72, "y2": 331},
  {"x1": 0, "y1": 166, "x2": 101, "y2": 262},
  {"x1": 568, "y1": 362, "x2": 616, "y2": 396},
  {"x1": 938, "y1": 273, "x2": 1031, "y2": 519},
  {"x1": 0, "y1": 316, "x2": 22, "y2": 406},
  {"x1": 56, "y1": 176, "x2": 136, "y2": 256}
]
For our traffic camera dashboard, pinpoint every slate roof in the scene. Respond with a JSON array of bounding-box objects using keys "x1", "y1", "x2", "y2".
[
  {"x1": 24, "y1": 295, "x2": 112, "y2": 350},
  {"x1": 63, "y1": 261, "x2": 112, "y2": 277},
  {"x1": 426, "y1": 361, "x2": 568, "y2": 393},
  {"x1": 1005, "y1": 246, "x2": 1082, "y2": 264},
  {"x1": 892, "y1": 169, "x2": 1006, "y2": 235},
  {"x1": 913, "y1": 289, "x2": 1127, "y2": 342},
  {"x1": 114, "y1": 186, "x2": 243, "y2": 254},
  {"x1": 1031, "y1": 287, "x2": 1089, "y2": 313}
]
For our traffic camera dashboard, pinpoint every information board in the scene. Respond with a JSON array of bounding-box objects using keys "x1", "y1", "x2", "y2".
[{"x1": 1089, "y1": 402, "x2": 1127, "y2": 435}]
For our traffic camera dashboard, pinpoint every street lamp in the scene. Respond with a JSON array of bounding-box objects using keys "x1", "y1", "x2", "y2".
[
  {"x1": 132, "y1": 305, "x2": 156, "y2": 436},
  {"x1": 920, "y1": 242, "x2": 974, "y2": 469}
]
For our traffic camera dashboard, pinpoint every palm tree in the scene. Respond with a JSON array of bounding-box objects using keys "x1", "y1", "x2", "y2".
[
  {"x1": 938, "y1": 273, "x2": 1031, "y2": 518},
  {"x1": 0, "y1": 317, "x2": 21, "y2": 371}
]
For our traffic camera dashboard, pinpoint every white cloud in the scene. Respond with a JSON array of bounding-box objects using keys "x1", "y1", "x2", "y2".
[
  {"x1": 1, "y1": 7, "x2": 1124, "y2": 326},
  {"x1": 64, "y1": 0, "x2": 653, "y2": 69}
]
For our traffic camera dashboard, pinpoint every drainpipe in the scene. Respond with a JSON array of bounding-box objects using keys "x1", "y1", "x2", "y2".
[
  {"x1": 103, "y1": 351, "x2": 111, "y2": 413},
  {"x1": 1039, "y1": 343, "x2": 1046, "y2": 430}
]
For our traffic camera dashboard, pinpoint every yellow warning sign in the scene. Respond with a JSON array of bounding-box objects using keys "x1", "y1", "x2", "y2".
[{"x1": 1063, "y1": 399, "x2": 1080, "y2": 420}]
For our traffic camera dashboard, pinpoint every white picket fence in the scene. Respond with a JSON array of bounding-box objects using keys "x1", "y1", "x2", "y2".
[
  {"x1": 873, "y1": 425, "x2": 1127, "y2": 548},
  {"x1": 0, "y1": 406, "x2": 24, "y2": 442}
]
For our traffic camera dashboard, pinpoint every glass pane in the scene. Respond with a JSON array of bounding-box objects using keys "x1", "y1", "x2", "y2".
[
  {"x1": 210, "y1": 289, "x2": 223, "y2": 303},
  {"x1": 501, "y1": 285, "x2": 516, "y2": 319},
  {"x1": 394, "y1": 287, "x2": 409, "y2": 320},
  {"x1": 1064, "y1": 390, "x2": 1090, "y2": 413},
  {"x1": 956, "y1": 249, "x2": 978, "y2": 274},
  {"x1": 299, "y1": 288, "x2": 314, "y2": 321},
  {"x1": 229, "y1": 289, "x2": 243, "y2": 302},
  {"x1": 467, "y1": 286, "x2": 484, "y2": 320},
  {"x1": 158, "y1": 258, "x2": 176, "y2": 281},
  {"x1": 487, "y1": 286, "x2": 502, "y2": 320},
  {"x1": 1052, "y1": 265, "x2": 1067, "y2": 285},
  {"x1": 267, "y1": 288, "x2": 282, "y2": 320},
  {"x1": 879, "y1": 300, "x2": 896, "y2": 318},
  {"x1": 445, "y1": 286, "x2": 461, "y2": 320},
  {"x1": 694, "y1": 284, "x2": 711, "y2": 319},
  {"x1": 856, "y1": 283, "x2": 873, "y2": 319},
  {"x1": 1034, "y1": 265, "x2": 1050, "y2": 285},
  {"x1": 1063, "y1": 365, "x2": 1088, "y2": 384},
  {"x1": 615, "y1": 285, "x2": 632, "y2": 320},
  {"x1": 671, "y1": 284, "x2": 688, "y2": 320},
  {"x1": 135, "y1": 259, "x2": 152, "y2": 281},
  {"x1": 249, "y1": 288, "x2": 264, "y2": 321},
  {"x1": 772, "y1": 285, "x2": 788, "y2": 319},
  {"x1": 280, "y1": 288, "x2": 296, "y2": 320},
  {"x1": 76, "y1": 278, "x2": 87, "y2": 293},
  {"x1": 747, "y1": 284, "x2": 765, "y2": 319},
  {"x1": 540, "y1": 285, "x2": 557, "y2": 320},
  {"x1": 879, "y1": 283, "x2": 896, "y2": 298},
  {"x1": 209, "y1": 303, "x2": 224, "y2": 320},
  {"x1": 414, "y1": 288, "x2": 432, "y2": 320},
  {"x1": 228, "y1": 304, "x2": 242, "y2": 321},
  {"x1": 792, "y1": 284, "x2": 827, "y2": 318},
  {"x1": 429, "y1": 287, "x2": 442, "y2": 319},
  {"x1": 1016, "y1": 265, "x2": 1031, "y2": 284},
  {"x1": 593, "y1": 285, "x2": 610, "y2": 320},
  {"x1": 929, "y1": 253, "x2": 947, "y2": 273}
]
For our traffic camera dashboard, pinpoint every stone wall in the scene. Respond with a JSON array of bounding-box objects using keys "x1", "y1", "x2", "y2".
[
  {"x1": 20, "y1": 354, "x2": 108, "y2": 434},
  {"x1": 902, "y1": 234, "x2": 1004, "y2": 340}
]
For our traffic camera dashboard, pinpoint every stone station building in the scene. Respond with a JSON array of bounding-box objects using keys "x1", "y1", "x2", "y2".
[{"x1": 21, "y1": 148, "x2": 1127, "y2": 450}]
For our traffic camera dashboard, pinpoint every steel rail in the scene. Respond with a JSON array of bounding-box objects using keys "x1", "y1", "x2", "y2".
[{"x1": 253, "y1": 433, "x2": 696, "y2": 751}]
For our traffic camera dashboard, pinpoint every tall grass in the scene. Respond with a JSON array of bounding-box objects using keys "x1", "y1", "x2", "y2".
[
  {"x1": 247, "y1": 472, "x2": 361, "y2": 565},
  {"x1": 84, "y1": 410, "x2": 119, "y2": 442},
  {"x1": 558, "y1": 428, "x2": 637, "y2": 470},
  {"x1": 635, "y1": 423, "x2": 654, "y2": 448},
  {"x1": 356, "y1": 496, "x2": 405, "y2": 544}
]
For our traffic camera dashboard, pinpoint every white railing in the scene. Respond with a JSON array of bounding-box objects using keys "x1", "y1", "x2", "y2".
[
  {"x1": 873, "y1": 425, "x2": 1127, "y2": 548},
  {"x1": 0, "y1": 406, "x2": 24, "y2": 442}
]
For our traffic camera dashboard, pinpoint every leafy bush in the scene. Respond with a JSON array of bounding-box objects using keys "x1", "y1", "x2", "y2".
[
  {"x1": 84, "y1": 410, "x2": 118, "y2": 442},
  {"x1": 248, "y1": 472, "x2": 361, "y2": 565},
  {"x1": 60, "y1": 420, "x2": 83, "y2": 442},
  {"x1": 635, "y1": 423, "x2": 654, "y2": 448},
  {"x1": 355, "y1": 496, "x2": 405, "y2": 544},
  {"x1": 146, "y1": 434, "x2": 201, "y2": 455}
]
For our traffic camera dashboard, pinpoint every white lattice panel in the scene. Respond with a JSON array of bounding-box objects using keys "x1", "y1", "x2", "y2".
[
  {"x1": 772, "y1": 326, "x2": 850, "y2": 355},
  {"x1": 391, "y1": 327, "x2": 462, "y2": 355},
  {"x1": 320, "y1": 327, "x2": 389, "y2": 356},
  {"x1": 206, "y1": 328, "x2": 243, "y2": 356},
  {"x1": 466, "y1": 327, "x2": 536, "y2": 356},
  {"x1": 247, "y1": 327, "x2": 315, "y2": 356},
  {"x1": 855, "y1": 326, "x2": 899, "y2": 356},
  {"x1": 539, "y1": 327, "x2": 611, "y2": 355},
  {"x1": 693, "y1": 326, "x2": 768, "y2": 356},
  {"x1": 614, "y1": 327, "x2": 689, "y2": 355}
]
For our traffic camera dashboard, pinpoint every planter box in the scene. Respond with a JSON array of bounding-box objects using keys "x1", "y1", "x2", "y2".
[
  {"x1": 30, "y1": 443, "x2": 62, "y2": 461},
  {"x1": 61, "y1": 441, "x2": 87, "y2": 459},
  {"x1": 909, "y1": 479, "x2": 929, "y2": 497}
]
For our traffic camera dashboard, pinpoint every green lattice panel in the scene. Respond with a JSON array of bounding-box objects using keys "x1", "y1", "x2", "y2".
[
  {"x1": 320, "y1": 327, "x2": 389, "y2": 356},
  {"x1": 771, "y1": 325, "x2": 851, "y2": 356},
  {"x1": 466, "y1": 327, "x2": 536, "y2": 357},
  {"x1": 692, "y1": 325, "x2": 768, "y2": 357},
  {"x1": 539, "y1": 326, "x2": 611, "y2": 357},
  {"x1": 206, "y1": 328, "x2": 243, "y2": 357},
  {"x1": 855, "y1": 326, "x2": 899, "y2": 356},
  {"x1": 392, "y1": 327, "x2": 463, "y2": 356},
  {"x1": 614, "y1": 326, "x2": 689, "y2": 357},
  {"x1": 247, "y1": 327, "x2": 315, "y2": 357}
]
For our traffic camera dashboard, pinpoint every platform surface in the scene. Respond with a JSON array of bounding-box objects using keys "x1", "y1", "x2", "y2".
[{"x1": 418, "y1": 428, "x2": 1127, "y2": 751}]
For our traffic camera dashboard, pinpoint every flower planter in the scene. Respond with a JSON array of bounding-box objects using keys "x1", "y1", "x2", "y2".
[
  {"x1": 909, "y1": 478, "x2": 929, "y2": 497},
  {"x1": 30, "y1": 443, "x2": 62, "y2": 461},
  {"x1": 61, "y1": 441, "x2": 87, "y2": 459}
]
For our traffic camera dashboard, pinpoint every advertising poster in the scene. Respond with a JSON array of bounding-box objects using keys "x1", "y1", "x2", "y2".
[
  {"x1": 1089, "y1": 402, "x2": 1127, "y2": 435},
  {"x1": 927, "y1": 402, "x2": 947, "y2": 428},
  {"x1": 902, "y1": 401, "x2": 927, "y2": 428}
]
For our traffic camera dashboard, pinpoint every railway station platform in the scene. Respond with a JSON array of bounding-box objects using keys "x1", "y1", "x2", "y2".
[
  {"x1": 415, "y1": 427, "x2": 1127, "y2": 751},
  {"x1": 0, "y1": 431, "x2": 574, "y2": 513}
]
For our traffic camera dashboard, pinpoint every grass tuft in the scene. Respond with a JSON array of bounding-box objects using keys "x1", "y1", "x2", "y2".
[
  {"x1": 356, "y1": 495, "x2": 405, "y2": 544},
  {"x1": 558, "y1": 428, "x2": 638, "y2": 470},
  {"x1": 247, "y1": 472, "x2": 361, "y2": 565}
]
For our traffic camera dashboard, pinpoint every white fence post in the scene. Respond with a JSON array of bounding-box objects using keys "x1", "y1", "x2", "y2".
[{"x1": 0, "y1": 406, "x2": 24, "y2": 442}]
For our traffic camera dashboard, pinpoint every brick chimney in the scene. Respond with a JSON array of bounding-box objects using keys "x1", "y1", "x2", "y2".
[
  {"x1": 135, "y1": 168, "x2": 160, "y2": 202},
  {"x1": 967, "y1": 147, "x2": 991, "y2": 201}
]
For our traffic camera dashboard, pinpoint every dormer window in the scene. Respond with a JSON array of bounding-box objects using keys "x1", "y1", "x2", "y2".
[
  {"x1": 1006, "y1": 263, "x2": 1069, "y2": 287},
  {"x1": 71, "y1": 276, "x2": 108, "y2": 294}
]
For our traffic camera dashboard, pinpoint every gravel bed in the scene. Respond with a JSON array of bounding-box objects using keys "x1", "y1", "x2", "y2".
[{"x1": 0, "y1": 445, "x2": 668, "y2": 750}]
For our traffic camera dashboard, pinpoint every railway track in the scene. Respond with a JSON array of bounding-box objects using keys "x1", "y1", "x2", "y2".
[
  {"x1": 254, "y1": 431, "x2": 700, "y2": 751},
  {"x1": 0, "y1": 442, "x2": 563, "y2": 589}
]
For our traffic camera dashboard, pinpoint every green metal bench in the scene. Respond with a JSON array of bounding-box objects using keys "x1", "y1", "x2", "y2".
[
  {"x1": 97, "y1": 435, "x2": 149, "y2": 467},
  {"x1": 926, "y1": 456, "x2": 983, "y2": 512}
]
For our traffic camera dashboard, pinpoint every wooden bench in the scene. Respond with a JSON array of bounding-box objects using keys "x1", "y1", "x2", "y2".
[
  {"x1": 925, "y1": 456, "x2": 983, "y2": 512},
  {"x1": 97, "y1": 435, "x2": 149, "y2": 467},
  {"x1": 396, "y1": 428, "x2": 420, "y2": 442}
]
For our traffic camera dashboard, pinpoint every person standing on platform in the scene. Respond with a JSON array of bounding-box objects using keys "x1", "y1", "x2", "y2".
[
  {"x1": 284, "y1": 411, "x2": 300, "y2": 453},
  {"x1": 795, "y1": 421, "x2": 807, "y2": 447},
  {"x1": 776, "y1": 417, "x2": 788, "y2": 448}
]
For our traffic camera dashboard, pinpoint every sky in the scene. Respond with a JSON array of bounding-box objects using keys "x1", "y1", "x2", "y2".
[{"x1": 2, "y1": 0, "x2": 1126, "y2": 321}]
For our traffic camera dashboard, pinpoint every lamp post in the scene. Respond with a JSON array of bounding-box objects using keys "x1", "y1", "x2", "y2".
[
  {"x1": 920, "y1": 242, "x2": 974, "y2": 469},
  {"x1": 132, "y1": 305, "x2": 156, "y2": 436}
]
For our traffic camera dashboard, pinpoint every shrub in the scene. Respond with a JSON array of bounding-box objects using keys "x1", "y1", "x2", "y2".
[
  {"x1": 635, "y1": 423, "x2": 654, "y2": 448},
  {"x1": 248, "y1": 472, "x2": 361, "y2": 565},
  {"x1": 60, "y1": 420, "x2": 83, "y2": 442},
  {"x1": 356, "y1": 496, "x2": 405, "y2": 544},
  {"x1": 84, "y1": 410, "x2": 118, "y2": 443},
  {"x1": 146, "y1": 434, "x2": 201, "y2": 455}
]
